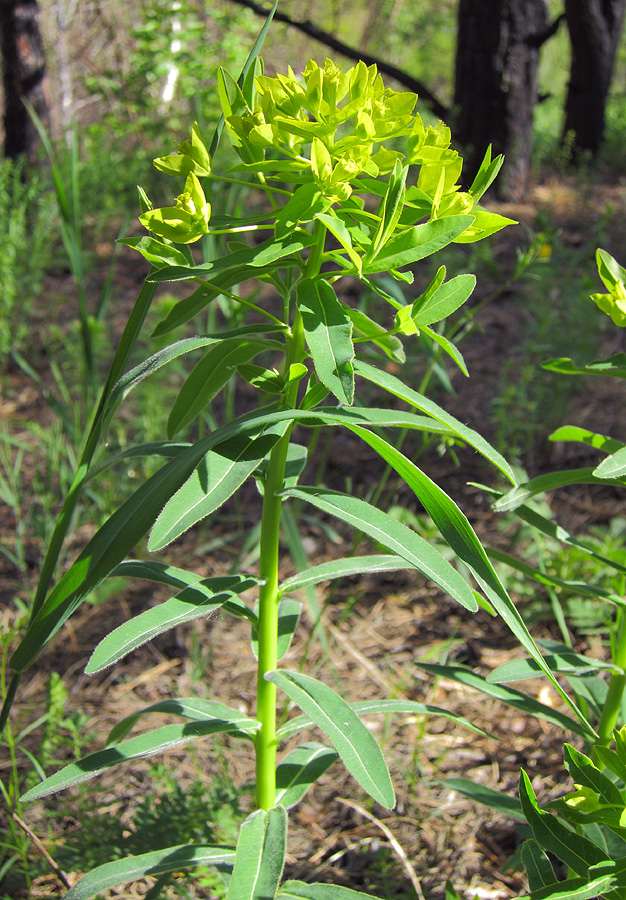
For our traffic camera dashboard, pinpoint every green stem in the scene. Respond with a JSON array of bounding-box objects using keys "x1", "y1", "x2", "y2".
[
  {"x1": 594, "y1": 612, "x2": 626, "y2": 757},
  {"x1": 255, "y1": 313, "x2": 305, "y2": 809},
  {"x1": 255, "y1": 223, "x2": 325, "y2": 809}
]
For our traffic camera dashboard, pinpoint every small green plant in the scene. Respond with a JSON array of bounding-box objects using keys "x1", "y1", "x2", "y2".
[
  {"x1": 520, "y1": 731, "x2": 626, "y2": 899},
  {"x1": 1, "y1": 14, "x2": 569, "y2": 898}
]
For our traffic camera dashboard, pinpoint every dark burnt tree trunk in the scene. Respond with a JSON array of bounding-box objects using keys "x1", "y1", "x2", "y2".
[
  {"x1": 563, "y1": 0, "x2": 626, "y2": 159},
  {"x1": 0, "y1": 0, "x2": 48, "y2": 160},
  {"x1": 453, "y1": 0, "x2": 550, "y2": 199}
]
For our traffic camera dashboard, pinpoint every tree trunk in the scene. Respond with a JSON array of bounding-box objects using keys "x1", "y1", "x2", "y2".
[
  {"x1": 0, "y1": 0, "x2": 49, "y2": 160},
  {"x1": 563, "y1": 0, "x2": 626, "y2": 159},
  {"x1": 453, "y1": 0, "x2": 549, "y2": 199}
]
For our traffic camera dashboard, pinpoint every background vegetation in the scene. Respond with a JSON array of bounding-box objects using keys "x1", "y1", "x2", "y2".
[{"x1": 2, "y1": 2, "x2": 626, "y2": 899}]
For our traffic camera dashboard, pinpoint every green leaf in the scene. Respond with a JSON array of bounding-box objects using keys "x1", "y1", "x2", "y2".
[
  {"x1": 266, "y1": 670, "x2": 395, "y2": 808},
  {"x1": 119, "y1": 237, "x2": 190, "y2": 268},
  {"x1": 468, "y1": 147, "x2": 504, "y2": 202},
  {"x1": 594, "y1": 447, "x2": 626, "y2": 478},
  {"x1": 110, "y1": 559, "x2": 204, "y2": 590},
  {"x1": 549, "y1": 426, "x2": 624, "y2": 456},
  {"x1": 9, "y1": 408, "x2": 294, "y2": 674},
  {"x1": 276, "y1": 184, "x2": 333, "y2": 238},
  {"x1": 64, "y1": 845, "x2": 236, "y2": 900},
  {"x1": 106, "y1": 698, "x2": 259, "y2": 746},
  {"x1": 453, "y1": 208, "x2": 516, "y2": 243},
  {"x1": 150, "y1": 422, "x2": 289, "y2": 549},
  {"x1": 594, "y1": 746, "x2": 626, "y2": 784},
  {"x1": 411, "y1": 274, "x2": 476, "y2": 326},
  {"x1": 282, "y1": 486, "x2": 477, "y2": 611},
  {"x1": 519, "y1": 770, "x2": 608, "y2": 876},
  {"x1": 488, "y1": 652, "x2": 618, "y2": 685},
  {"x1": 369, "y1": 161, "x2": 408, "y2": 257},
  {"x1": 277, "y1": 697, "x2": 491, "y2": 742},
  {"x1": 445, "y1": 777, "x2": 525, "y2": 821},
  {"x1": 251, "y1": 599, "x2": 302, "y2": 662},
  {"x1": 208, "y1": 0, "x2": 277, "y2": 157},
  {"x1": 364, "y1": 216, "x2": 474, "y2": 273},
  {"x1": 521, "y1": 840, "x2": 559, "y2": 892},
  {"x1": 167, "y1": 338, "x2": 283, "y2": 438},
  {"x1": 563, "y1": 744, "x2": 624, "y2": 806},
  {"x1": 494, "y1": 468, "x2": 626, "y2": 511},
  {"x1": 348, "y1": 306, "x2": 405, "y2": 363},
  {"x1": 345, "y1": 426, "x2": 570, "y2": 696},
  {"x1": 280, "y1": 554, "x2": 413, "y2": 594},
  {"x1": 354, "y1": 359, "x2": 515, "y2": 483},
  {"x1": 148, "y1": 232, "x2": 316, "y2": 283},
  {"x1": 275, "y1": 743, "x2": 338, "y2": 808},
  {"x1": 417, "y1": 663, "x2": 592, "y2": 738},
  {"x1": 85, "y1": 576, "x2": 259, "y2": 673},
  {"x1": 227, "y1": 806, "x2": 287, "y2": 900},
  {"x1": 542, "y1": 353, "x2": 626, "y2": 379},
  {"x1": 22, "y1": 719, "x2": 255, "y2": 801},
  {"x1": 486, "y1": 546, "x2": 626, "y2": 608},
  {"x1": 419, "y1": 324, "x2": 468, "y2": 376},
  {"x1": 479, "y1": 483, "x2": 626, "y2": 577},
  {"x1": 315, "y1": 211, "x2": 363, "y2": 275},
  {"x1": 296, "y1": 277, "x2": 354, "y2": 405},
  {"x1": 278, "y1": 882, "x2": 379, "y2": 900}
]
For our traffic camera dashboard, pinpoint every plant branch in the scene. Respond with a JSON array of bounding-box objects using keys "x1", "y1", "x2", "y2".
[
  {"x1": 225, "y1": 0, "x2": 449, "y2": 120},
  {"x1": 11, "y1": 812, "x2": 72, "y2": 890}
]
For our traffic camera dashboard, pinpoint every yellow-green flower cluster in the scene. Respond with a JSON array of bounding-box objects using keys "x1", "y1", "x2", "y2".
[{"x1": 591, "y1": 249, "x2": 626, "y2": 327}]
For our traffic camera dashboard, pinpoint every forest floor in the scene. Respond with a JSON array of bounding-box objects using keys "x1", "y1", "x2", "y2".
[{"x1": 3, "y1": 172, "x2": 626, "y2": 900}]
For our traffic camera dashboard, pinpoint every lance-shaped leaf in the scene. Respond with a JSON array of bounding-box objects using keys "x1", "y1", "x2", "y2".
[
  {"x1": 364, "y1": 215, "x2": 474, "y2": 273},
  {"x1": 347, "y1": 306, "x2": 405, "y2": 362},
  {"x1": 150, "y1": 421, "x2": 289, "y2": 549},
  {"x1": 522, "y1": 840, "x2": 560, "y2": 895},
  {"x1": 417, "y1": 663, "x2": 591, "y2": 739},
  {"x1": 167, "y1": 337, "x2": 284, "y2": 438},
  {"x1": 64, "y1": 845, "x2": 236, "y2": 900},
  {"x1": 549, "y1": 425, "x2": 624, "y2": 455},
  {"x1": 110, "y1": 559, "x2": 204, "y2": 590},
  {"x1": 486, "y1": 546, "x2": 626, "y2": 608},
  {"x1": 227, "y1": 806, "x2": 287, "y2": 900},
  {"x1": 420, "y1": 324, "x2": 469, "y2": 376},
  {"x1": 488, "y1": 651, "x2": 618, "y2": 685},
  {"x1": 148, "y1": 231, "x2": 316, "y2": 282},
  {"x1": 276, "y1": 697, "x2": 491, "y2": 742},
  {"x1": 369, "y1": 161, "x2": 408, "y2": 258},
  {"x1": 494, "y1": 468, "x2": 626, "y2": 512},
  {"x1": 315, "y1": 211, "x2": 363, "y2": 274},
  {"x1": 519, "y1": 770, "x2": 608, "y2": 876},
  {"x1": 446, "y1": 778, "x2": 525, "y2": 821},
  {"x1": 102, "y1": 326, "x2": 282, "y2": 437},
  {"x1": 297, "y1": 277, "x2": 354, "y2": 405},
  {"x1": 411, "y1": 273, "x2": 476, "y2": 327},
  {"x1": 267, "y1": 670, "x2": 394, "y2": 808},
  {"x1": 479, "y1": 483, "x2": 626, "y2": 577},
  {"x1": 542, "y1": 352, "x2": 626, "y2": 378},
  {"x1": 279, "y1": 554, "x2": 412, "y2": 594},
  {"x1": 21, "y1": 719, "x2": 257, "y2": 801},
  {"x1": 106, "y1": 698, "x2": 258, "y2": 746},
  {"x1": 563, "y1": 743, "x2": 624, "y2": 806},
  {"x1": 9, "y1": 407, "x2": 295, "y2": 674},
  {"x1": 119, "y1": 236, "x2": 189, "y2": 268},
  {"x1": 86, "y1": 576, "x2": 258, "y2": 674},
  {"x1": 282, "y1": 486, "x2": 476, "y2": 611},
  {"x1": 354, "y1": 359, "x2": 514, "y2": 483},
  {"x1": 279, "y1": 881, "x2": 387, "y2": 900},
  {"x1": 275, "y1": 743, "x2": 338, "y2": 808},
  {"x1": 594, "y1": 446, "x2": 626, "y2": 479}
]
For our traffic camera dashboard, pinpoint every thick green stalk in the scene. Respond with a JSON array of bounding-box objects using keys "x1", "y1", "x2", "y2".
[
  {"x1": 594, "y1": 612, "x2": 626, "y2": 757},
  {"x1": 255, "y1": 223, "x2": 325, "y2": 809},
  {"x1": 255, "y1": 312, "x2": 305, "y2": 809}
]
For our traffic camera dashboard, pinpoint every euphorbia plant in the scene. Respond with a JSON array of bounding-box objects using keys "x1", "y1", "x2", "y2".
[{"x1": 4, "y1": 36, "x2": 581, "y2": 899}]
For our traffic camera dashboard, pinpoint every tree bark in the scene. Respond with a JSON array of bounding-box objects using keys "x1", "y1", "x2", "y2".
[
  {"x1": 0, "y1": 0, "x2": 49, "y2": 161},
  {"x1": 563, "y1": 0, "x2": 626, "y2": 159},
  {"x1": 453, "y1": 0, "x2": 549, "y2": 199}
]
